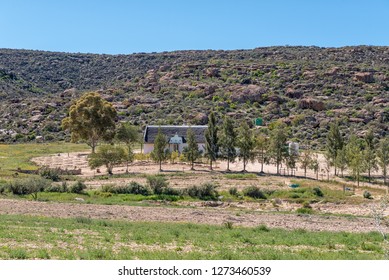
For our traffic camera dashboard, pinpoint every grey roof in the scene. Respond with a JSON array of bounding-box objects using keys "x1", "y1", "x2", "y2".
[{"x1": 144, "y1": 125, "x2": 208, "y2": 144}]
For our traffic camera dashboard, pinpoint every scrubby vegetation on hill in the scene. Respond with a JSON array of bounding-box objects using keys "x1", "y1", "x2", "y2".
[{"x1": 0, "y1": 46, "x2": 388, "y2": 147}]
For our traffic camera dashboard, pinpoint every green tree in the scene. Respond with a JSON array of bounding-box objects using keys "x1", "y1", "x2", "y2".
[
  {"x1": 219, "y1": 116, "x2": 237, "y2": 171},
  {"x1": 116, "y1": 122, "x2": 139, "y2": 173},
  {"x1": 378, "y1": 137, "x2": 389, "y2": 192},
  {"x1": 346, "y1": 135, "x2": 366, "y2": 187},
  {"x1": 62, "y1": 92, "x2": 117, "y2": 153},
  {"x1": 335, "y1": 146, "x2": 347, "y2": 178},
  {"x1": 325, "y1": 121, "x2": 344, "y2": 176},
  {"x1": 268, "y1": 123, "x2": 288, "y2": 174},
  {"x1": 88, "y1": 145, "x2": 126, "y2": 175},
  {"x1": 205, "y1": 112, "x2": 219, "y2": 170},
  {"x1": 237, "y1": 122, "x2": 256, "y2": 172},
  {"x1": 256, "y1": 134, "x2": 269, "y2": 173},
  {"x1": 309, "y1": 153, "x2": 320, "y2": 180},
  {"x1": 363, "y1": 129, "x2": 378, "y2": 182},
  {"x1": 183, "y1": 127, "x2": 201, "y2": 170},
  {"x1": 151, "y1": 128, "x2": 168, "y2": 172},
  {"x1": 299, "y1": 149, "x2": 313, "y2": 178}
]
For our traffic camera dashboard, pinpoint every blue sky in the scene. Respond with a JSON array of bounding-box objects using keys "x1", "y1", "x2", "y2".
[{"x1": 1, "y1": 0, "x2": 388, "y2": 54}]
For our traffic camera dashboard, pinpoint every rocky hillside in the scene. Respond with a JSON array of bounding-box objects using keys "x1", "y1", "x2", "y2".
[{"x1": 0, "y1": 46, "x2": 388, "y2": 147}]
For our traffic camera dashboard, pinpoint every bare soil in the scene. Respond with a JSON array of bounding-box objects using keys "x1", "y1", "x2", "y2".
[{"x1": 0, "y1": 198, "x2": 387, "y2": 233}]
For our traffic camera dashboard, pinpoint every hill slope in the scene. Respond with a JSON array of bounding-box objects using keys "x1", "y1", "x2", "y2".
[{"x1": 0, "y1": 46, "x2": 388, "y2": 146}]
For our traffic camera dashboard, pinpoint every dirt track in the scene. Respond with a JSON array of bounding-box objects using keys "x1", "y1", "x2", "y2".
[{"x1": 0, "y1": 198, "x2": 386, "y2": 233}]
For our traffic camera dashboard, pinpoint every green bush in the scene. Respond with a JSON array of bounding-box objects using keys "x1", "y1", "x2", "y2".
[
  {"x1": 229, "y1": 187, "x2": 239, "y2": 196},
  {"x1": 39, "y1": 167, "x2": 60, "y2": 182},
  {"x1": 6, "y1": 177, "x2": 51, "y2": 195},
  {"x1": 70, "y1": 181, "x2": 87, "y2": 194},
  {"x1": 296, "y1": 207, "x2": 313, "y2": 214},
  {"x1": 243, "y1": 186, "x2": 267, "y2": 199},
  {"x1": 147, "y1": 175, "x2": 168, "y2": 195},
  {"x1": 102, "y1": 182, "x2": 152, "y2": 196},
  {"x1": 312, "y1": 187, "x2": 324, "y2": 197},
  {"x1": 45, "y1": 182, "x2": 68, "y2": 193},
  {"x1": 185, "y1": 182, "x2": 219, "y2": 200},
  {"x1": 363, "y1": 190, "x2": 373, "y2": 199},
  {"x1": 161, "y1": 187, "x2": 181, "y2": 196}
]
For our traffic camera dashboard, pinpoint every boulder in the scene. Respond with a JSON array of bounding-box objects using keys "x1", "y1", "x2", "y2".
[
  {"x1": 193, "y1": 112, "x2": 208, "y2": 125},
  {"x1": 285, "y1": 88, "x2": 303, "y2": 99},
  {"x1": 298, "y1": 98, "x2": 325, "y2": 111},
  {"x1": 230, "y1": 85, "x2": 265, "y2": 103},
  {"x1": 355, "y1": 72, "x2": 374, "y2": 83}
]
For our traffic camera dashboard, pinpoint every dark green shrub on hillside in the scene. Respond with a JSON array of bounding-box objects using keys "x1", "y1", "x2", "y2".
[{"x1": 243, "y1": 186, "x2": 267, "y2": 199}]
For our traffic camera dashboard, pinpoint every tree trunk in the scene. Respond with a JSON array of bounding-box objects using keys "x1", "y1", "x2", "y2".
[
  {"x1": 368, "y1": 169, "x2": 371, "y2": 183},
  {"x1": 209, "y1": 159, "x2": 213, "y2": 171},
  {"x1": 191, "y1": 160, "x2": 194, "y2": 170},
  {"x1": 159, "y1": 160, "x2": 162, "y2": 172},
  {"x1": 260, "y1": 160, "x2": 264, "y2": 173},
  {"x1": 227, "y1": 159, "x2": 230, "y2": 172},
  {"x1": 243, "y1": 159, "x2": 246, "y2": 172},
  {"x1": 357, "y1": 171, "x2": 360, "y2": 188}
]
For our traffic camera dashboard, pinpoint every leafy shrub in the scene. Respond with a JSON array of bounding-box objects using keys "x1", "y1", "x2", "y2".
[
  {"x1": 101, "y1": 184, "x2": 114, "y2": 193},
  {"x1": 147, "y1": 175, "x2": 168, "y2": 195},
  {"x1": 0, "y1": 183, "x2": 5, "y2": 194},
  {"x1": 6, "y1": 177, "x2": 51, "y2": 196},
  {"x1": 255, "y1": 224, "x2": 270, "y2": 232},
  {"x1": 70, "y1": 181, "x2": 87, "y2": 194},
  {"x1": 39, "y1": 167, "x2": 60, "y2": 181},
  {"x1": 102, "y1": 182, "x2": 152, "y2": 195},
  {"x1": 185, "y1": 182, "x2": 219, "y2": 200},
  {"x1": 229, "y1": 187, "x2": 239, "y2": 196},
  {"x1": 161, "y1": 187, "x2": 181, "y2": 196},
  {"x1": 296, "y1": 207, "x2": 313, "y2": 214},
  {"x1": 223, "y1": 221, "x2": 234, "y2": 229},
  {"x1": 243, "y1": 186, "x2": 267, "y2": 199},
  {"x1": 312, "y1": 187, "x2": 324, "y2": 197},
  {"x1": 128, "y1": 182, "x2": 152, "y2": 196},
  {"x1": 45, "y1": 182, "x2": 68, "y2": 193},
  {"x1": 363, "y1": 190, "x2": 373, "y2": 199}
]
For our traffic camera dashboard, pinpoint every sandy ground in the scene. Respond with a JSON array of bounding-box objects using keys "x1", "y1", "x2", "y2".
[{"x1": 0, "y1": 198, "x2": 387, "y2": 233}]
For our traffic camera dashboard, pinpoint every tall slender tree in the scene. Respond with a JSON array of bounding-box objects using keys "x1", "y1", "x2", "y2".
[
  {"x1": 183, "y1": 127, "x2": 201, "y2": 170},
  {"x1": 299, "y1": 149, "x2": 313, "y2": 178},
  {"x1": 116, "y1": 122, "x2": 138, "y2": 173},
  {"x1": 237, "y1": 122, "x2": 255, "y2": 172},
  {"x1": 151, "y1": 128, "x2": 168, "y2": 172},
  {"x1": 335, "y1": 146, "x2": 347, "y2": 178},
  {"x1": 325, "y1": 121, "x2": 344, "y2": 176},
  {"x1": 363, "y1": 129, "x2": 378, "y2": 182},
  {"x1": 268, "y1": 123, "x2": 288, "y2": 174},
  {"x1": 378, "y1": 137, "x2": 389, "y2": 192},
  {"x1": 346, "y1": 135, "x2": 366, "y2": 188},
  {"x1": 219, "y1": 116, "x2": 237, "y2": 171},
  {"x1": 205, "y1": 112, "x2": 219, "y2": 170},
  {"x1": 256, "y1": 134, "x2": 269, "y2": 173}
]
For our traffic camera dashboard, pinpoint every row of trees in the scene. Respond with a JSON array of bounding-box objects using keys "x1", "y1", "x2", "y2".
[{"x1": 325, "y1": 122, "x2": 389, "y2": 187}]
